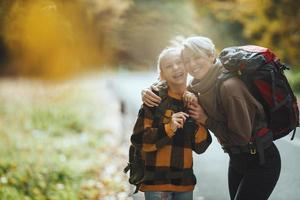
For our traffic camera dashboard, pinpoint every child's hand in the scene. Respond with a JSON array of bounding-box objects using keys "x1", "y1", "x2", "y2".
[
  {"x1": 183, "y1": 91, "x2": 198, "y2": 107},
  {"x1": 170, "y1": 112, "x2": 189, "y2": 132}
]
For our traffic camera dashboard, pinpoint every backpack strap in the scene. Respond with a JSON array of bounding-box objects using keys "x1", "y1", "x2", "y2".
[
  {"x1": 215, "y1": 71, "x2": 239, "y2": 115},
  {"x1": 123, "y1": 163, "x2": 130, "y2": 173},
  {"x1": 291, "y1": 129, "x2": 297, "y2": 140},
  {"x1": 152, "y1": 86, "x2": 169, "y2": 127}
]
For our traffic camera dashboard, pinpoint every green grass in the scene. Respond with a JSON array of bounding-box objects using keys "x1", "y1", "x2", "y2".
[
  {"x1": 0, "y1": 79, "x2": 126, "y2": 200},
  {"x1": 286, "y1": 70, "x2": 300, "y2": 95}
]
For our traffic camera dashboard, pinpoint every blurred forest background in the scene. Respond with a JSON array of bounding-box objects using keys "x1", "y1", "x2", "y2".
[
  {"x1": 0, "y1": 0, "x2": 299, "y2": 78},
  {"x1": 0, "y1": 0, "x2": 300, "y2": 199}
]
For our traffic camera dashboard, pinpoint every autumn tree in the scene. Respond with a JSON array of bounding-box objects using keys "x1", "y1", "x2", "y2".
[{"x1": 192, "y1": 0, "x2": 300, "y2": 68}]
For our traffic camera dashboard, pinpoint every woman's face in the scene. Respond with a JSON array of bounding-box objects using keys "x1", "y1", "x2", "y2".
[
  {"x1": 160, "y1": 50, "x2": 187, "y2": 86},
  {"x1": 182, "y1": 48, "x2": 215, "y2": 79}
]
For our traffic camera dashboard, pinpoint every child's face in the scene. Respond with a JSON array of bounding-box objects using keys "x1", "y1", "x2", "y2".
[{"x1": 160, "y1": 50, "x2": 187, "y2": 86}]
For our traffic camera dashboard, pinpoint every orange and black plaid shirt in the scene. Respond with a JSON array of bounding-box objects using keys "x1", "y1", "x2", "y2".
[{"x1": 131, "y1": 90, "x2": 211, "y2": 192}]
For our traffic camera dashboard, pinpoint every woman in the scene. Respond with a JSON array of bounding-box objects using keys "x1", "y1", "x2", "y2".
[
  {"x1": 130, "y1": 46, "x2": 211, "y2": 200},
  {"x1": 142, "y1": 36, "x2": 281, "y2": 200}
]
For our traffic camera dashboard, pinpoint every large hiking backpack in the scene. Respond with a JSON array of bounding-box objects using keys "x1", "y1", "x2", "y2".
[{"x1": 218, "y1": 45, "x2": 299, "y2": 140}]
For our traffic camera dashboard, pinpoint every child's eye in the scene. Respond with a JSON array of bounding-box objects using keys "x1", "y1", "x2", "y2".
[{"x1": 165, "y1": 64, "x2": 172, "y2": 68}]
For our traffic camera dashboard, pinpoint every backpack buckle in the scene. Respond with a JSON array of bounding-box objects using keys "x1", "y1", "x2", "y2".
[
  {"x1": 123, "y1": 163, "x2": 131, "y2": 173},
  {"x1": 250, "y1": 148, "x2": 256, "y2": 155},
  {"x1": 249, "y1": 142, "x2": 256, "y2": 155}
]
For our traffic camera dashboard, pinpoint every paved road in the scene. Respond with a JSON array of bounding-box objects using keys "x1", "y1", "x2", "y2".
[{"x1": 109, "y1": 71, "x2": 300, "y2": 200}]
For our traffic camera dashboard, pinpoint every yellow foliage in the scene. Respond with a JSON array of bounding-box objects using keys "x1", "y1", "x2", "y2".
[
  {"x1": 2, "y1": 0, "x2": 132, "y2": 79},
  {"x1": 193, "y1": 0, "x2": 300, "y2": 66}
]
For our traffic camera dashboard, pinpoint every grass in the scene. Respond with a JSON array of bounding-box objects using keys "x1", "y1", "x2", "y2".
[
  {"x1": 286, "y1": 70, "x2": 300, "y2": 95},
  {"x1": 0, "y1": 78, "x2": 128, "y2": 200}
]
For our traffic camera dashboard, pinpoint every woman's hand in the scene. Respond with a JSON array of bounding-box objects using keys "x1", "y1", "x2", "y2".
[
  {"x1": 187, "y1": 101, "x2": 208, "y2": 126},
  {"x1": 141, "y1": 86, "x2": 161, "y2": 107},
  {"x1": 183, "y1": 91, "x2": 198, "y2": 107},
  {"x1": 170, "y1": 112, "x2": 189, "y2": 132}
]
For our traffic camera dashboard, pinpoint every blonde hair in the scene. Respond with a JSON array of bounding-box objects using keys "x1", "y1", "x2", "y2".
[{"x1": 182, "y1": 36, "x2": 216, "y2": 57}]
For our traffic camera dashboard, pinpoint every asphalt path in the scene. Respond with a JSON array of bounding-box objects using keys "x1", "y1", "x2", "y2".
[{"x1": 109, "y1": 71, "x2": 300, "y2": 200}]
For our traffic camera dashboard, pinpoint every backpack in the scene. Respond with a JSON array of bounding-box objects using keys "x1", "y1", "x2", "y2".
[
  {"x1": 123, "y1": 145, "x2": 144, "y2": 194},
  {"x1": 217, "y1": 45, "x2": 299, "y2": 140}
]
